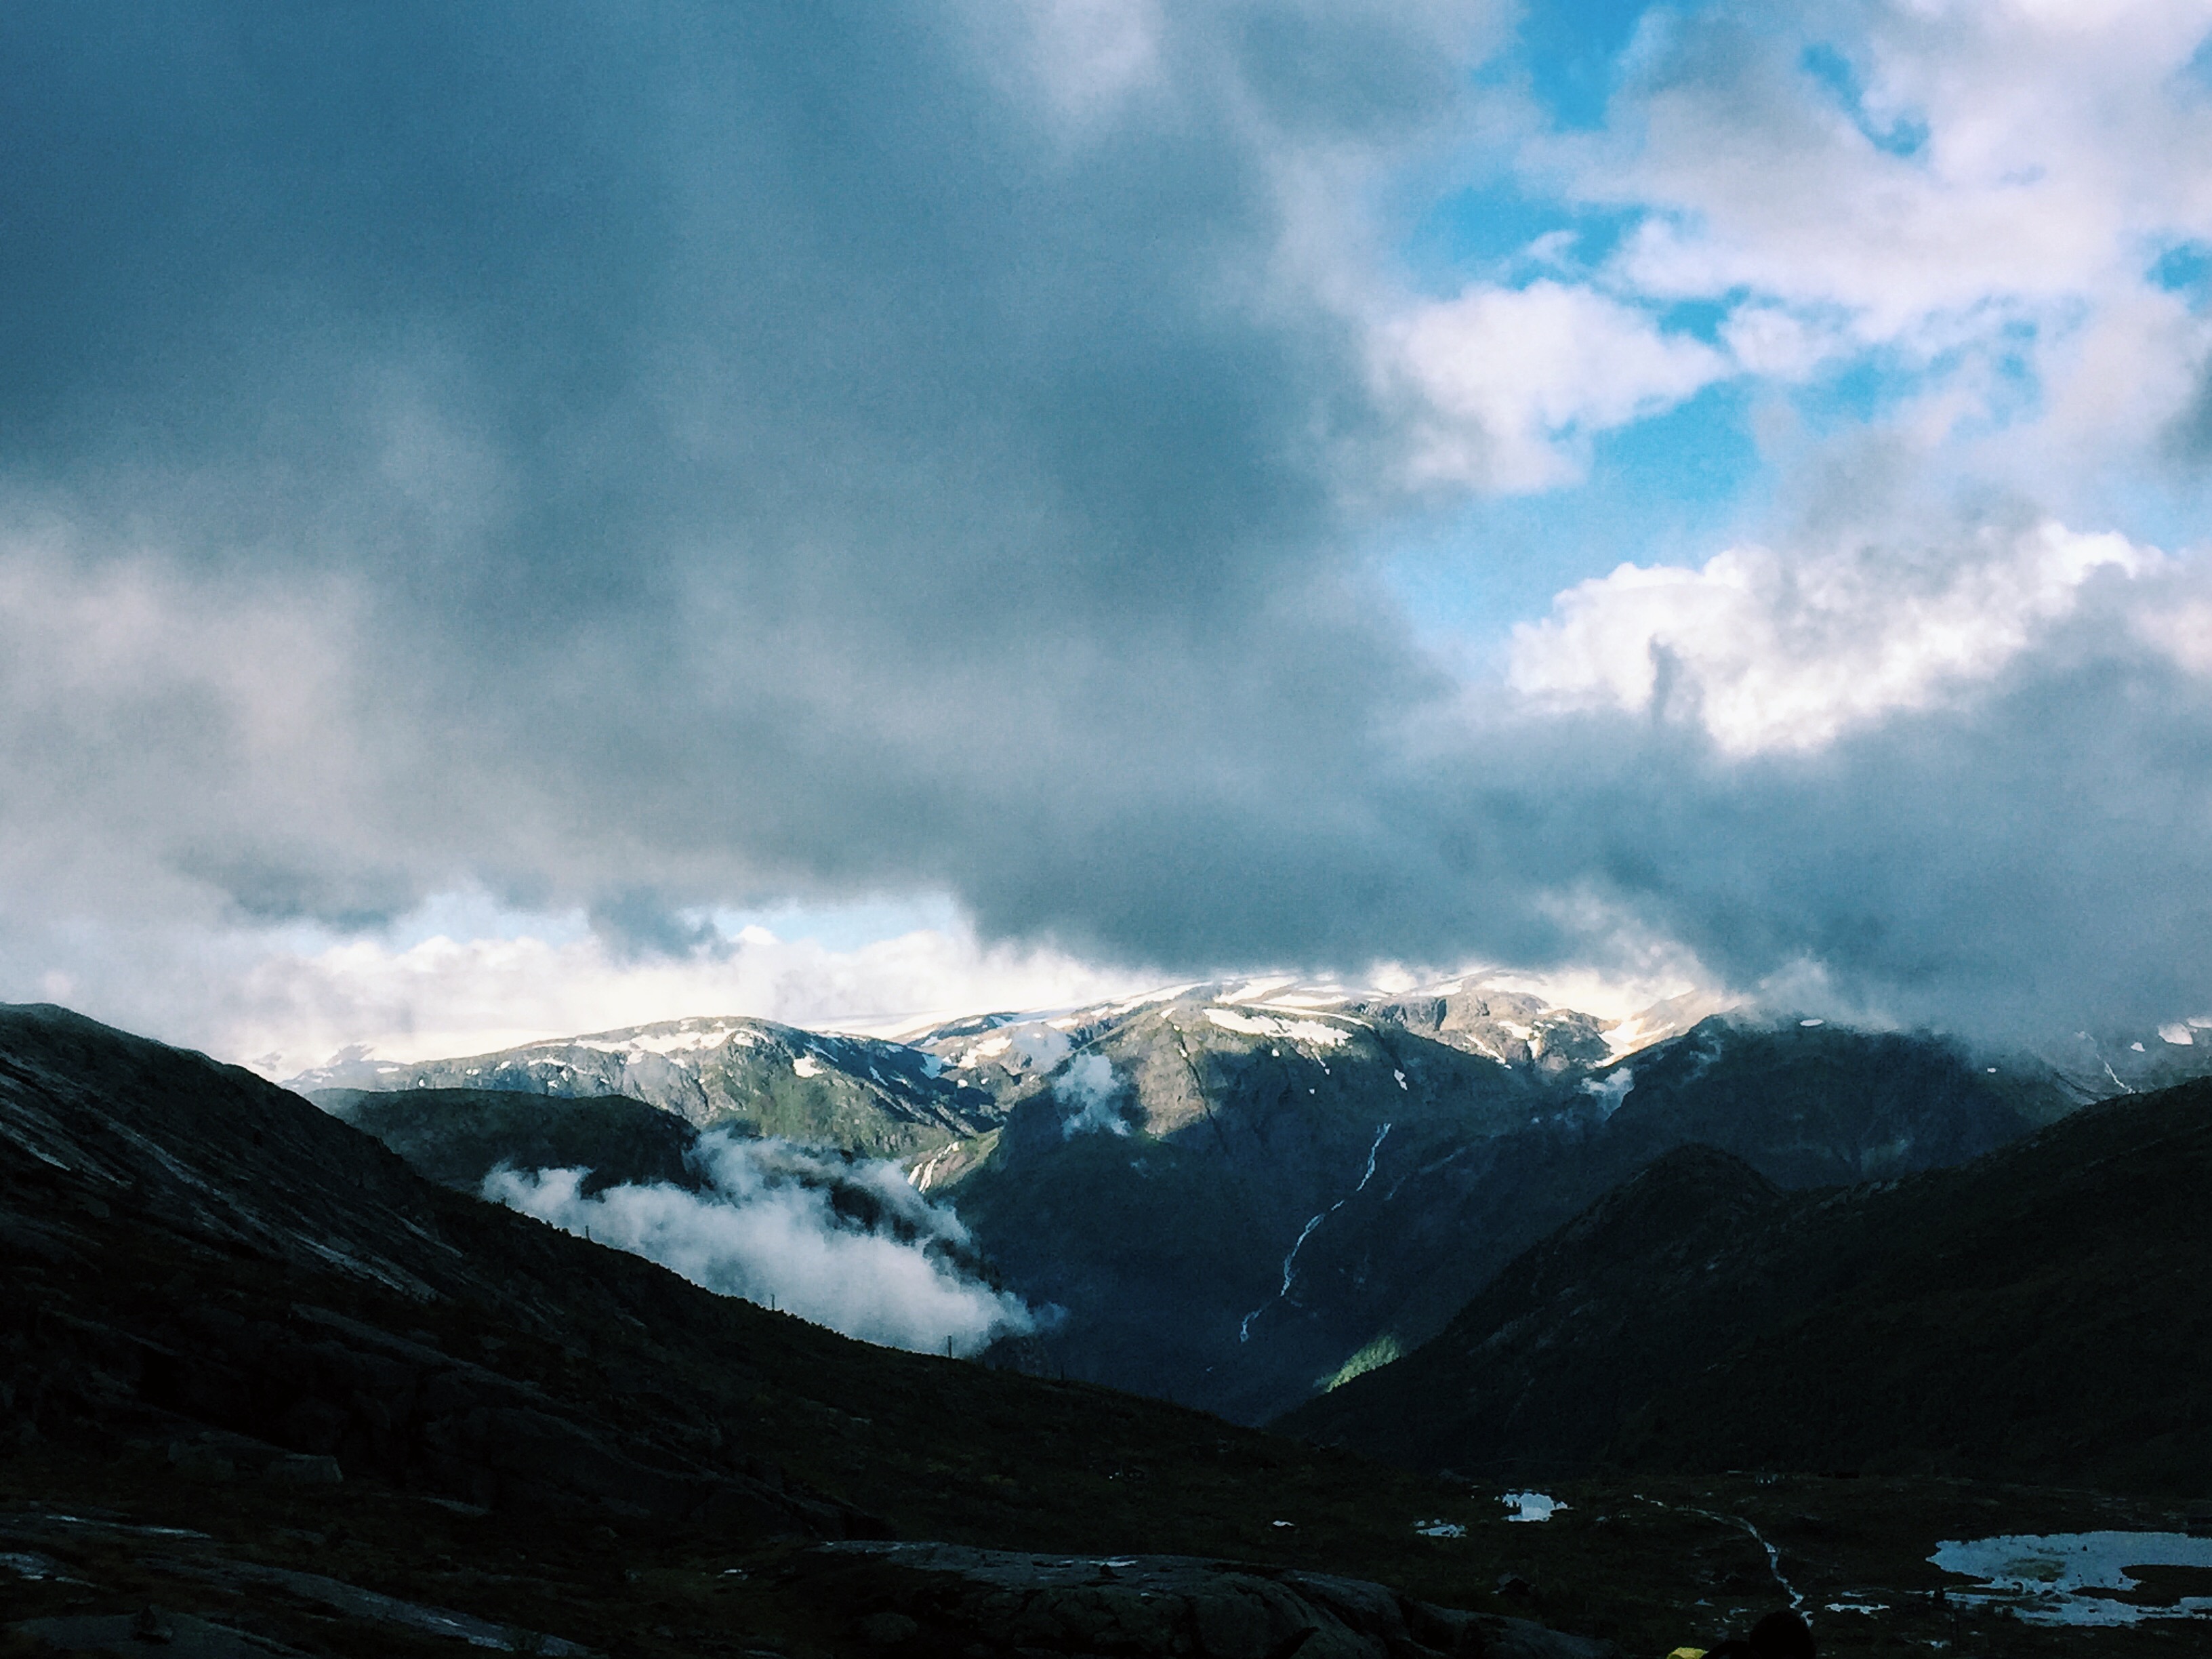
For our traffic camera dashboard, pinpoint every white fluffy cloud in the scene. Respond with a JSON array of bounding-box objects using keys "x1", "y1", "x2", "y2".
[
  {"x1": 1053, "y1": 1050, "x2": 1129, "y2": 1136},
  {"x1": 1382, "y1": 280, "x2": 1729, "y2": 490},
  {"x1": 1365, "y1": 5, "x2": 2212, "y2": 516},
  {"x1": 1533, "y1": 0, "x2": 2212, "y2": 493},
  {"x1": 1509, "y1": 520, "x2": 2154, "y2": 754},
  {"x1": 216, "y1": 909, "x2": 1154, "y2": 1078},
  {"x1": 1591, "y1": 2, "x2": 2212, "y2": 319},
  {"x1": 485, "y1": 1132, "x2": 1036, "y2": 1355}
]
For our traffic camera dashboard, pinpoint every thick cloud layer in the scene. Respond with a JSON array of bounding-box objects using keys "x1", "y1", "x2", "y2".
[
  {"x1": 1, "y1": 1, "x2": 2210, "y2": 1051},
  {"x1": 0, "y1": 3, "x2": 1476, "y2": 941},
  {"x1": 483, "y1": 1133, "x2": 1036, "y2": 1355}
]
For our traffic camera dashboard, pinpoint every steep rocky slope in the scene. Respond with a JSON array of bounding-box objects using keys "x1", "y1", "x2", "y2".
[
  {"x1": 316, "y1": 1086, "x2": 708, "y2": 1194},
  {"x1": 945, "y1": 987, "x2": 1573, "y2": 1419}
]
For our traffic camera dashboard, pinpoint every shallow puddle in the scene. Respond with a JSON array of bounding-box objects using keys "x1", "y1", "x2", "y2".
[{"x1": 1929, "y1": 1530, "x2": 2212, "y2": 1626}]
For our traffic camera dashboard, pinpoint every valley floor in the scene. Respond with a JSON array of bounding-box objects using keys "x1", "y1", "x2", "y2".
[{"x1": 5, "y1": 1442, "x2": 2208, "y2": 1658}]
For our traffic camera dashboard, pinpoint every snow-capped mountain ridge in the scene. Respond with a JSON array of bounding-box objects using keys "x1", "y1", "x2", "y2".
[
  {"x1": 893, "y1": 974, "x2": 1722, "y2": 1103},
  {"x1": 289, "y1": 1012, "x2": 991, "y2": 1163}
]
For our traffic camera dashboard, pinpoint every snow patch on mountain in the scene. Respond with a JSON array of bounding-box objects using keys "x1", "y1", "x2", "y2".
[
  {"x1": 1105, "y1": 983, "x2": 1204, "y2": 1015},
  {"x1": 1204, "y1": 1009, "x2": 1353, "y2": 1048},
  {"x1": 569, "y1": 1022, "x2": 758, "y2": 1057}
]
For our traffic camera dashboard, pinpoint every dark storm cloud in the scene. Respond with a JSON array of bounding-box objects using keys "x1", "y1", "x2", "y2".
[
  {"x1": 2, "y1": 0, "x2": 2209, "y2": 1041},
  {"x1": 2163, "y1": 355, "x2": 2212, "y2": 471},
  {"x1": 587, "y1": 889, "x2": 724, "y2": 962},
  {"x1": 0, "y1": 1, "x2": 1467, "y2": 920},
  {"x1": 1536, "y1": 636, "x2": 2212, "y2": 1039}
]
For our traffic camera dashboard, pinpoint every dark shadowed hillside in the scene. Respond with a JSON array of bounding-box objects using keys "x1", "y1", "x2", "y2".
[
  {"x1": 1617, "y1": 1075, "x2": 2212, "y2": 1491},
  {"x1": 1274, "y1": 1146, "x2": 1809, "y2": 1476},
  {"x1": 316, "y1": 1086, "x2": 708, "y2": 1195},
  {"x1": 988, "y1": 1010, "x2": 2047, "y2": 1424},
  {"x1": 1279, "y1": 1077, "x2": 2212, "y2": 1496}
]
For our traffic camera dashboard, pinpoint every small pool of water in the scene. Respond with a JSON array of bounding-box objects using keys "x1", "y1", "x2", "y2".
[{"x1": 1930, "y1": 1531, "x2": 2212, "y2": 1626}]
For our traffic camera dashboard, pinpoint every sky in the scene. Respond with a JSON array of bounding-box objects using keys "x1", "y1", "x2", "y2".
[{"x1": 5, "y1": 0, "x2": 2212, "y2": 1073}]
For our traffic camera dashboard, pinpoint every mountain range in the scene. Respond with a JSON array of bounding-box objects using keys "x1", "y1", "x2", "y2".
[{"x1": 279, "y1": 978, "x2": 2204, "y2": 1423}]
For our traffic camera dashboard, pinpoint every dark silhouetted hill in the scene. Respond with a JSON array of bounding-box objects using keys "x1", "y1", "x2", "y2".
[
  {"x1": 316, "y1": 1085, "x2": 706, "y2": 1195},
  {"x1": 1281, "y1": 1077, "x2": 2212, "y2": 1496}
]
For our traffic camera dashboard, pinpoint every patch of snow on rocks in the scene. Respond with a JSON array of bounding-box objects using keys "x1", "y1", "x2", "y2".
[
  {"x1": 573, "y1": 1023, "x2": 747, "y2": 1058},
  {"x1": 1204, "y1": 1009, "x2": 1350, "y2": 1048}
]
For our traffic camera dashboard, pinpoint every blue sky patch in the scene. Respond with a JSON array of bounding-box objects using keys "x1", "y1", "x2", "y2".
[
  {"x1": 1385, "y1": 380, "x2": 1765, "y2": 651},
  {"x1": 1517, "y1": 0, "x2": 1658, "y2": 130},
  {"x1": 1401, "y1": 182, "x2": 1637, "y2": 291},
  {"x1": 2151, "y1": 241, "x2": 2212, "y2": 310}
]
